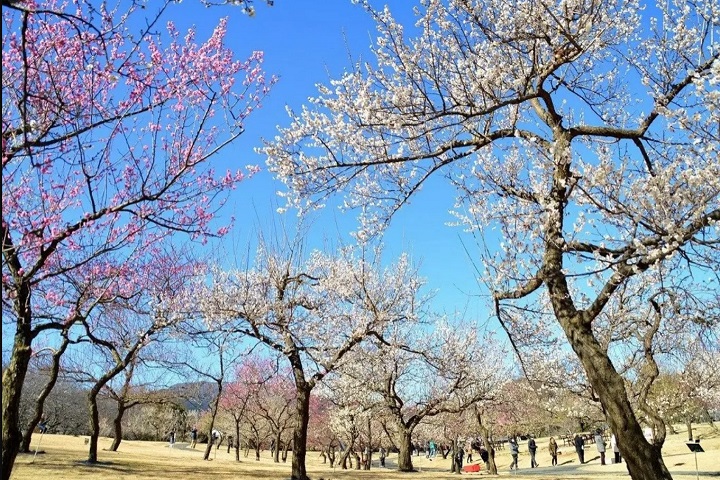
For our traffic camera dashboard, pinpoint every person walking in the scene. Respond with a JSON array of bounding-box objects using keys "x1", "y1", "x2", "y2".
[
  {"x1": 168, "y1": 429, "x2": 175, "y2": 448},
  {"x1": 611, "y1": 433, "x2": 621, "y2": 464},
  {"x1": 455, "y1": 445, "x2": 465, "y2": 472},
  {"x1": 573, "y1": 433, "x2": 585, "y2": 464},
  {"x1": 548, "y1": 437, "x2": 558, "y2": 466},
  {"x1": 528, "y1": 435, "x2": 538, "y2": 468},
  {"x1": 38, "y1": 417, "x2": 48, "y2": 434},
  {"x1": 190, "y1": 427, "x2": 197, "y2": 448},
  {"x1": 594, "y1": 430, "x2": 606, "y2": 465},
  {"x1": 509, "y1": 437, "x2": 519, "y2": 470}
]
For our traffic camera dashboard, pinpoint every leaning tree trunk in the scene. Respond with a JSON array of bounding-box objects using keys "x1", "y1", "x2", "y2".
[
  {"x1": 20, "y1": 333, "x2": 70, "y2": 453},
  {"x1": 397, "y1": 429, "x2": 414, "y2": 472},
  {"x1": 282, "y1": 440, "x2": 290, "y2": 462},
  {"x1": 203, "y1": 383, "x2": 223, "y2": 461},
  {"x1": 560, "y1": 316, "x2": 674, "y2": 480},
  {"x1": 109, "y1": 402, "x2": 128, "y2": 451},
  {"x1": 1, "y1": 286, "x2": 33, "y2": 480},
  {"x1": 473, "y1": 408, "x2": 497, "y2": 475},
  {"x1": 542, "y1": 132, "x2": 673, "y2": 480}
]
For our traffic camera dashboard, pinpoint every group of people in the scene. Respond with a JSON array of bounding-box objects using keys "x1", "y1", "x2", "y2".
[
  {"x1": 508, "y1": 430, "x2": 622, "y2": 471},
  {"x1": 167, "y1": 426, "x2": 222, "y2": 451},
  {"x1": 573, "y1": 430, "x2": 622, "y2": 465}
]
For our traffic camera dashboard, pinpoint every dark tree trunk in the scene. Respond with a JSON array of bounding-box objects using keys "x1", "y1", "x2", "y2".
[
  {"x1": 203, "y1": 380, "x2": 223, "y2": 461},
  {"x1": 87, "y1": 386, "x2": 103, "y2": 463},
  {"x1": 686, "y1": 420, "x2": 694, "y2": 441},
  {"x1": 290, "y1": 385, "x2": 311, "y2": 480},
  {"x1": 235, "y1": 419, "x2": 241, "y2": 462},
  {"x1": 341, "y1": 448, "x2": 350, "y2": 469},
  {"x1": 542, "y1": 135, "x2": 673, "y2": 480},
  {"x1": 282, "y1": 440, "x2": 290, "y2": 462},
  {"x1": 1, "y1": 283, "x2": 32, "y2": 480},
  {"x1": 451, "y1": 440, "x2": 461, "y2": 473},
  {"x1": 274, "y1": 430, "x2": 282, "y2": 462},
  {"x1": 397, "y1": 429, "x2": 414, "y2": 472},
  {"x1": 476, "y1": 422, "x2": 497, "y2": 474},
  {"x1": 561, "y1": 318, "x2": 673, "y2": 480},
  {"x1": 20, "y1": 333, "x2": 70, "y2": 453},
  {"x1": 109, "y1": 403, "x2": 127, "y2": 451}
]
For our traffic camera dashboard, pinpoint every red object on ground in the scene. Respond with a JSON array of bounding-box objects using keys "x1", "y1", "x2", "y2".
[{"x1": 462, "y1": 463, "x2": 481, "y2": 472}]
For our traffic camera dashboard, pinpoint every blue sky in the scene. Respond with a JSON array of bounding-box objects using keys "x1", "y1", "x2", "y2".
[{"x1": 173, "y1": 1, "x2": 491, "y2": 323}]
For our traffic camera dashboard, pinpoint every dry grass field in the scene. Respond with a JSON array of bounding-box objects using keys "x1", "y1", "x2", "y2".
[{"x1": 11, "y1": 424, "x2": 719, "y2": 479}]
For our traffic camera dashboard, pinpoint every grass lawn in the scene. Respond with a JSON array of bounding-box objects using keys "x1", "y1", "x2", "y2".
[{"x1": 11, "y1": 423, "x2": 719, "y2": 479}]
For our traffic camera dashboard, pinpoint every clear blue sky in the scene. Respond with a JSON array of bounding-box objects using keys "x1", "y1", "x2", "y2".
[{"x1": 173, "y1": 0, "x2": 491, "y2": 323}]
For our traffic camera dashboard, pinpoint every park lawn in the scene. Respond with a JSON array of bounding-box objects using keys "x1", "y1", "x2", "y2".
[{"x1": 11, "y1": 423, "x2": 719, "y2": 480}]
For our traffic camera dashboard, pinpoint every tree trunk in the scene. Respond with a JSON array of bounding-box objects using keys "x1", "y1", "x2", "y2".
[
  {"x1": 364, "y1": 416, "x2": 372, "y2": 470},
  {"x1": 109, "y1": 403, "x2": 127, "y2": 451},
  {"x1": 282, "y1": 440, "x2": 290, "y2": 462},
  {"x1": 451, "y1": 440, "x2": 461, "y2": 473},
  {"x1": 562, "y1": 319, "x2": 673, "y2": 480},
  {"x1": 274, "y1": 430, "x2": 282, "y2": 462},
  {"x1": 478, "y1": 426, "x2": 497, "y2": 474},
  {"x1": 203, "y1": 380, "x2": 223, "y2": 461},
  {"x1": 235, "y1": 419, "x2": 241, "y2": 462},
  {"x1": 686, "y1": 420, "x2": 693, "y2": 442},
  {"x1": 397, "y1": 429, "x2": 414, "y2": 472},
  {"x1": 20, "y1": 334, "x2": 70, "y2": 453},
  {"x1": 340, "y1": 448, "x2": 350, "y2": 469},
  {"x1": 543, "y1": 135, "x2": 673, "y2": 480},
  {"x1": 290, "y1": 385, "x2": 311, "y2": 480},
  {"x1": 87, "y1": 386, "x2": 102, "y2": 463},
  {"x1": 473, "y1": 405, "x2": 498, "y2": 475},
  {"x1": 1, "y1": 285, "x2": 32, "y2": 480}
]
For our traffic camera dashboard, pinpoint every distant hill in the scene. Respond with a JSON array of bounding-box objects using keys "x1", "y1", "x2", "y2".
[{"x1": 159, "y1": 381, "x2": 217, "y2": 411}]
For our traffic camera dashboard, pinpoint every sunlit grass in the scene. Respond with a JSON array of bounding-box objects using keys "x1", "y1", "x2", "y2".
[{"x1": 12, "y1": 423, "x2": 719, "y2": 479}]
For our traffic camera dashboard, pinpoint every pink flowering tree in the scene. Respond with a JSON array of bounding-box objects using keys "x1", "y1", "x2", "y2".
[
  {"x1": 1, "y1": 1, "x2": 273, "y2": 476},
  {"x1": 220, "y1": 352, "x2": 284, "y2": 462},
  {"x1": 263, "y1": 1, "x2": 718, "y2": 479}
]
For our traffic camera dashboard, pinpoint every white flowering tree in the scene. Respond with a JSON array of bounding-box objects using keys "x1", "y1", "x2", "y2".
[
  {"x1": 335, "y1": 321, "x2": 506, "y2": 472},
  {"x1": 194, "y1": 243, "x2": 424, "y2": 480},
  {"x1": 263, "y1": 1, "x2": 719, "y2": 478}
]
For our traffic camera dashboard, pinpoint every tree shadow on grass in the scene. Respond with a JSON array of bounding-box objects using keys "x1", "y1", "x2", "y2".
[{"x1": 73, "y1": 460, "x2": 134, "y2": 474}]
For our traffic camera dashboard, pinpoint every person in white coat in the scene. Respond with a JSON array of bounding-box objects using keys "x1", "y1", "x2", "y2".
[
  {"x1": 594, "y1": 430, "x2": 606, "y2": 465},
  {"x1": 610, "y1": 434, "x2": 621, "y2": 464}
]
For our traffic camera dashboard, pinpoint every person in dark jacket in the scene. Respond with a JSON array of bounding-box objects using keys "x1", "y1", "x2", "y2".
[
  {"x1": 574, "y1": 433, "x2": 585, "y2": 464},
  {"x1": 455, "y1": 446, "x2": 465, "y2": 471},
  {"x1": 528, "y1": 435, "x2": 538, "y2": 468}
]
